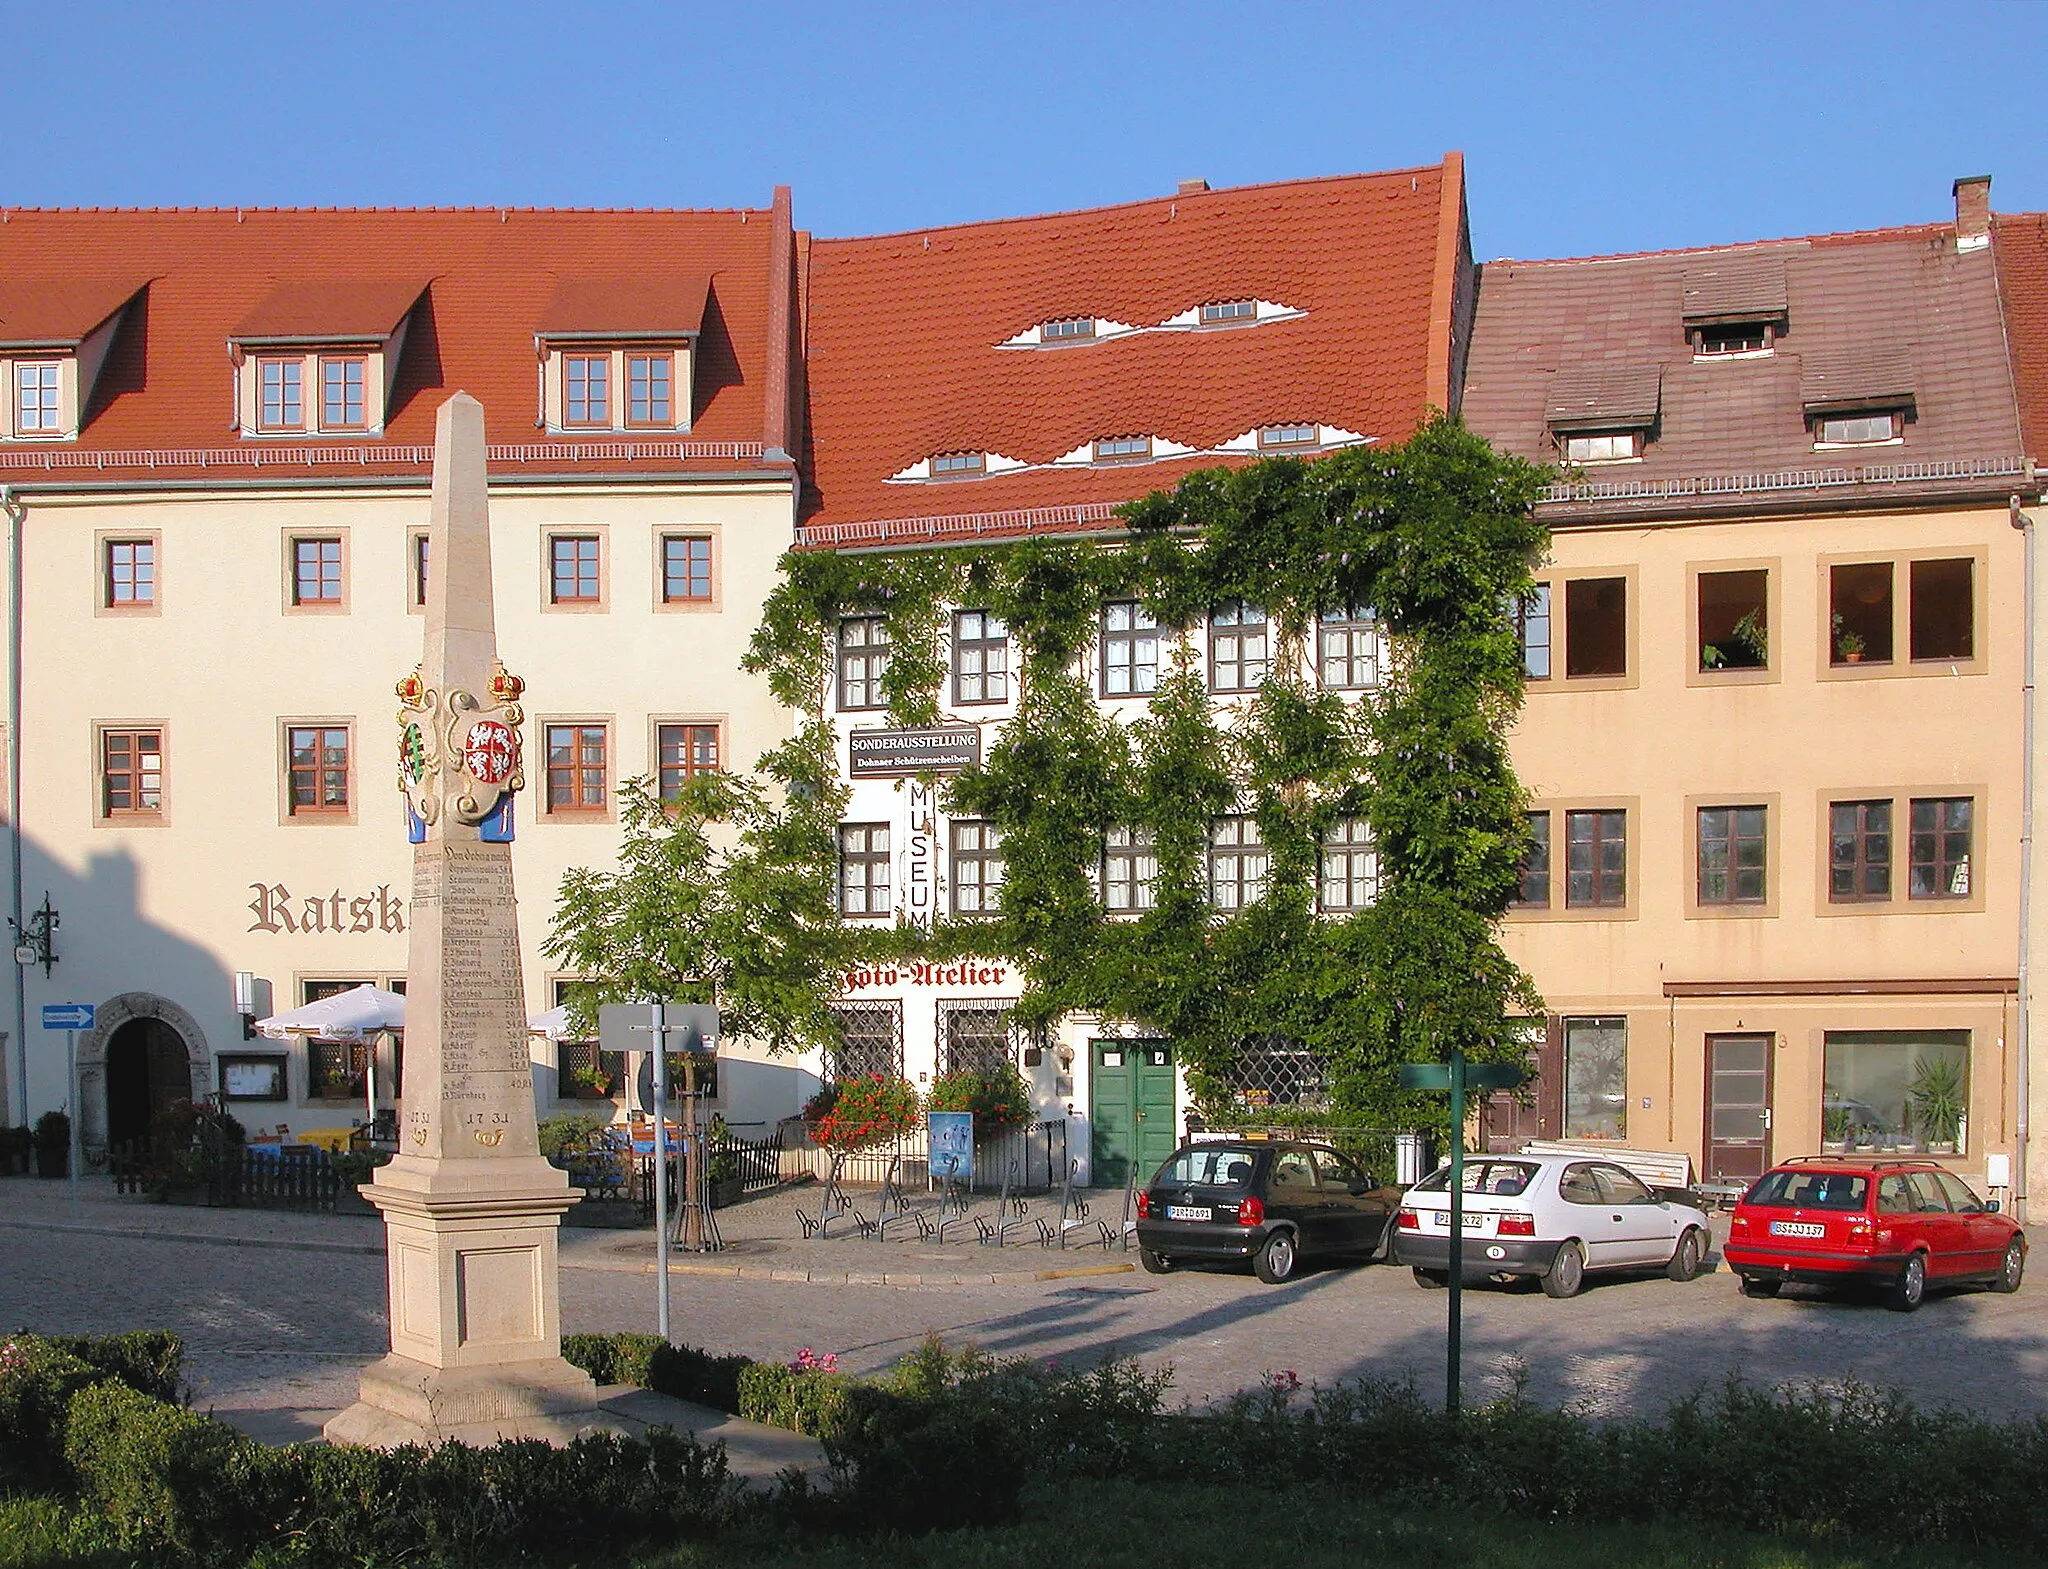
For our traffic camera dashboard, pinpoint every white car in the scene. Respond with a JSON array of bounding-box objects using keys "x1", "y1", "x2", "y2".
[{"x1": 1393, "y1": 1153, "x2": 1713, "y2": 1298}]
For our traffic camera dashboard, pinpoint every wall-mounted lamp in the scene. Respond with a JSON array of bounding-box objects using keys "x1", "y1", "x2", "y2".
[
  {"x1": 9, "y1": 892, "x2": 57, "y2": 978},
  {"x1": 232, "y1": 971, "x2": 273, "y2": 1041}
]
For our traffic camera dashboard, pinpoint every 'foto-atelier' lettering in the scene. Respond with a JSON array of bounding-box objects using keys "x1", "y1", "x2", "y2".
[
  {"x1": 841, "y1": 961, "x2": 1009, "y2": 991},
  {"x1": 247, "y1": 883, "x2": 406, "y2": 935}
]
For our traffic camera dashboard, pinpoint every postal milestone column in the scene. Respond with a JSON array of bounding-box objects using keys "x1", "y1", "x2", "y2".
[{"x1": 325, "y1": 393, "x2": 599, "y2": 1448}]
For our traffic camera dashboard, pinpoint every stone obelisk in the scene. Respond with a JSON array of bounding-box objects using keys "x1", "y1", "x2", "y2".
[{"x1": 325, "y1": 393, "x2": 599, "y2": 1448}]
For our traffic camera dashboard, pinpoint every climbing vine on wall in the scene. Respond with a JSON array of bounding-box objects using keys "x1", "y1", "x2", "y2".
[{"x1": 735, "y1": 414, "x2": 1552, "y2": 1125}]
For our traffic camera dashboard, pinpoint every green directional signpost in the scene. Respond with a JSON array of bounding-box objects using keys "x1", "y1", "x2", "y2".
[{"x1": 1400, "y1": 1049, "x2": 1525, "y2": 1418}]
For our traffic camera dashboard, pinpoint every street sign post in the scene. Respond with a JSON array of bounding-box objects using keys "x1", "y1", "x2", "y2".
[
  {"x1": 42, "y1": 1004, "x2": 94, "y2": 1203},
  {"x1": 1400, "y1": 1049, "x2": 1526, "y2": 1417}
]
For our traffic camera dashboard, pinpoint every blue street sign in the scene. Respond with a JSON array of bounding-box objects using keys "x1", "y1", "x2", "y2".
[{"x1": 42, "y1": 1003, "x2": 93, "y2": 1031}]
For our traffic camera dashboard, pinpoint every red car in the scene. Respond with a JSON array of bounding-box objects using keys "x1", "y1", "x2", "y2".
[{"x1": 1725, "y1": 1157, "x2": 2026, "y2": 1312}]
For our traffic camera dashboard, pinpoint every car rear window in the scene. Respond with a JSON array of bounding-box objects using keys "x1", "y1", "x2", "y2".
[
  {"x1": 1744, "y1": 1170, "x2": 1870, "y2": 1210},
  {"x1": 1412, "y1": 1160, "x2": 1538, "y2": 1196},
  {"x1": 1155, "y1": 1148, "x2": 1258, "y2": 1189}
]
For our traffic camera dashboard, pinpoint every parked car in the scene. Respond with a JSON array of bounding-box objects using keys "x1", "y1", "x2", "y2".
[
  {"x1": 1134, "y1": 1139, "x2": 1402, "y2": 1284},
  {"x1": 1393, "y1": 1153, "x2": 1713, "y2": 1298},
  {"x1": 1724, "y1": 1156, "x2": 2025, "y2": 1312}
]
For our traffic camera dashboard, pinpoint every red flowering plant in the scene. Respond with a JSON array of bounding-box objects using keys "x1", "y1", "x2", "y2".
[
  {"x1": 802, "y1": 1073, "x2": 921, "y2": 1151},
  {"x1": 925, "y1": 1064, "x2": 1032, "y2": 1140}
]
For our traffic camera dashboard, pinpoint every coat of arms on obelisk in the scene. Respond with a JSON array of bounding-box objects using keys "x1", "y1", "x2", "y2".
[{"x1": 396, "y1": 660, "x2": 526, "y2": 842}]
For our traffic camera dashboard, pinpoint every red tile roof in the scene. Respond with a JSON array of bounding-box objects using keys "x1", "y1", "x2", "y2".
[
  {"x1": 533, "y1": 275, "x2": 711, "y2": 338},
  {"x1": 231, "y1": 276, "x2": 428, "y2": 342},
  {"x1": 0, "y1": 275, "x2": 145, "y2": 348},
  {"x1": 800, "y1": 160, "x2": 1467, "y2": 541},
  {"x1": 1995, "y1": 212, "x2": 2048, "y2": 463},
  {"x1": 0, "y1": 206, "x2": 796, "y2": 484}
]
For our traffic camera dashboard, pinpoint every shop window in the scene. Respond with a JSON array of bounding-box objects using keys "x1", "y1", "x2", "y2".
[
  {"x1": 838, "y1": 616, "x2": 890, "y2": 711},
  {"x1": 1318, "y1": 818, "x2": 1377, "y2": 913},
  {"x1": 1564, "y1": 577, "x2": 1627, "y2": 678},
  {"x1": 1317, "y1": 604, "x2": 1382, "y2": 690},
  {"x1": 1823, "y1": 1029, "x2": 1969, "y2": 1153},
  {"x1": 1518, "y1": 585, "x2": 1551, "y2": 680},
  {"x1": 1696, "y1": 805, "x2": 1767, "y2": 905},
  {"x1": 1515, "y1": 810, "x2": 1551, "y2": 908},
  {"x1": 1208, "y1": 816, "x2": 1268, "y2": 909},
  {"x1": 1563, "y1": 1016, "x2": 1627, "y2": 1139},
  {"x1": 1698, "y1": 569, "x2": 1768, "y2": 672},
  {"x1": 1100, "y1": 601, "x2": 1159, "y2": 697},
  {"x1": 952, "y1": 610, "x2": 1009, "y2": 704},
  {"x1": 1908, "y1": 797, "x2": 1972, "y2": 900},
  {"x1": 307, "y1": 1038, "x2": 369, "y2": 1100},
  {"x1": 1104, "y1": 826, "x2": 1157, "y2": 914},
  {"x1": 949, "y1": 820, "x2": 1004, "y2": 916},
  {"x1": 838, "y1": 823, "x2": 891, "y2": 917},
  {"x1": 1564, "y1": 809, "x2": 1625, "y2": 908},
  {"x1": 939, "y1": 1002, "x2": 1013, "y2": 1075},
  {"x1": 1909, "y1": 559, "x2": 1973, "y2": 662},
  {"x1": 1209, "y1": 601, "x2": 1270, "y2": 691},
  {"x1": 825, "y1": 1000, "x2": 902, "y2": 1082},
  {"x1": 1829, "y1": 800, "x2": 1891, "y2": 902},
  {"x1": 1830, "y1": 562, "x2": 1894, "y2": 665}
]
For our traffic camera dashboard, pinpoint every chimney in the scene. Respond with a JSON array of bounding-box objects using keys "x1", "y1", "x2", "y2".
[
  {"x1": 1954, "y1": 174, "x2": 1991, "y2": 252},
  {"x1": 1177, "y1": 178, "x2": 1210, "y2": 196}
]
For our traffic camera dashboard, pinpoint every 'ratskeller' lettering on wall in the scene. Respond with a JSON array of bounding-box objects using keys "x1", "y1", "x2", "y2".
[{"x1": 246, "y1": 883, "x2": 406, "y2": 935}]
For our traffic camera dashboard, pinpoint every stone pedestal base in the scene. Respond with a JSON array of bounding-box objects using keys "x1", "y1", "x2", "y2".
[{"x1": 324, "y1": 1352, "x2": 602, "y2": 1449}]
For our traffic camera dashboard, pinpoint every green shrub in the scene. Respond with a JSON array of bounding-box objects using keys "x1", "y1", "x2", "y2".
[
  {"x1": 0, "y1": 1338, "x2": 104, "y2": 1489},
  {"x1": 327, "y1": 1147, "x2": 391, "y2": 1188},
  {"x1": 538, "y1": 1111, "x2": 609, "y2": 1165},
  {"x1": 47, "y1": 1331, "x2": 186, "y2": 1407},
  {"x1": 925, "y1": 1064, "x2": 1032, "y2": 1138},
  {"x1": 737, "y1": 1360, "x2": 855, "y2": 1439},
  {"x1": 62, "y1": 1381, "x2": 248, "y2": 1556},
  {"x1": 562, "y1": 1332, "x2": 751, "y2": 1412}
]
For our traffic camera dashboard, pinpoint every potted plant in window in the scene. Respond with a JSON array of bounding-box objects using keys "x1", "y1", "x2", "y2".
[
  {"x1": 1821, "y1": 1104, "x2": 1850, "y2": 1154},
  {"x1": 1908, "y1": 1055, "x2": 1965, "y2": 1155},
  {"x1": 1832, "y1": 614, "x2": 1865, "y2": 665},
  {"x1": 568, "y1": 1061, "x2": 618, "y2": 1099}
]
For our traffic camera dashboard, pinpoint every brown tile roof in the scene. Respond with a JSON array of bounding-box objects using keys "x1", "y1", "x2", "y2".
[
  {"x1": 231, "y1": 277, "x2": 428, "y2": 343},
  {"x1": 0, "y1": 207, "x2": 795, "y2": 483},
  {"x1": 800, "y1": 160, "x2": 1466, "y2": 539},
  {"x1": 1995, "y1": 212, "x2": 2048, "y2": 463},
  {"x1": 1463, "y1": 221, "x2": 2030, "y2": 520},
  {"x1": 0, "y1": 276, "x2": 145, "y2": 348}
]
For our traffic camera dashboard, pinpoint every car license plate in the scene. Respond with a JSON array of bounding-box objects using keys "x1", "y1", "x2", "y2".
[
  {"x1": 1771, "y1": 1221, "x2": 1825, "y2": 1238},
  {"x1": 1427, "y1": 1213, "x2": 1491, "y2": 1232},
  {"x1": 1165, "y1": 1205, "x2": 1210, "y2": 1221}
]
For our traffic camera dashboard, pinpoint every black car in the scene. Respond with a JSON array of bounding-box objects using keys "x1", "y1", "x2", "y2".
[{"x1": 1134, "y1": 1139, "x2": 1402, "y2": 1283}]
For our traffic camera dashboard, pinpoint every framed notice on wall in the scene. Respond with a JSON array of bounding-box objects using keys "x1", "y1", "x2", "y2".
[{"x1": 218, "y1": 1054, "x2": 288, "y2": 1102}]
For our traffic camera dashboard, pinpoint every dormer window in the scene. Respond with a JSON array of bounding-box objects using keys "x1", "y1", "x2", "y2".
[
  {"x1": 1803, "y1": 349, "x2": 1914, "y2": 450},
  {"x1": 231, "y1": 277, "x2": 424, "y2": 439},
  {"x1": 1042, "y1": 317, "x2": 1096, "y2": 342},
  {"x1": 1258, "y1": 423, "x2": 1319, "y2": 450},
  {"x1": 535, "y1": 276, "x2": 704, "y2": 435},
  {"x1": 1560, "y1": 431, "x2": 1642, "y2": 463},
  {"x1": 1094, "y1": 435, "x2": 1153, "y2": 462},
  {"x1": 931, "y1": 451, "x2": 986, "y2": 477},
  {"x1": 0, "y1": 276, "x2": 143, "y2": 442},
  {"x1": 1814, "y1": 411, "x2": 1901, "y2": 447},
  {"x1": 1200, "y1": 299, "x2": 1258, "y2": 323},
  {"x1": 1694, "y1": 321, "x2": 1775, "y2": 358}
]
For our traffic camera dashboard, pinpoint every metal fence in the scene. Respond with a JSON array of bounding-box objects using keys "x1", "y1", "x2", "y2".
[{"x1": 808, "y1": 1118, "x2": 1069, "y2": 1194}]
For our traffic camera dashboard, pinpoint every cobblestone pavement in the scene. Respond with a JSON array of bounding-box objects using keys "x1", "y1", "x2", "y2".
[{"x1": 7, "y1": 1177, "x2": 2048, "y2": 1426}]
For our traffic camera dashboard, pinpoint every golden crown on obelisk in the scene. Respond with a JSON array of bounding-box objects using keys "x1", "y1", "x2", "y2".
[{"x1": 395, "y1": 658, "x2": 527, "y2": 829}]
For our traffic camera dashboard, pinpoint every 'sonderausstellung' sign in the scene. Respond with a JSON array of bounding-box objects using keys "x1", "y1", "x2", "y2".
[{"x1": 847, "y1": 725, "x2": 981, "y2": 777}]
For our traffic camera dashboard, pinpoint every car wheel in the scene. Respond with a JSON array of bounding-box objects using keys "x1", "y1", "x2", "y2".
[
  {"x1": 1411, "y1": 1266, "x2": 1447, "y2": 1290},
  {"x1": 1253, "y1": 1229, "x2": 1298, "y2": 1284},
  {"x1": 1666, "y1": 1227, "x2": 1705, "y2": 1283},
  {"x1": 1992, "y1": 1237, "x2": 2025, "y2": 1295},
  {"x1": 1887, "y1": 1252, "x2": 1927, "y2": 1313},
  {"x1": 1738, "y1": 1273, "x2": 1781, "y2": 1299},
  {"x1": 1540, "y1": 1240, "x2": 1586, "y2": 1299},
  {"x1": 1139, "y1": 1248, "x2": 1174, "y2": 1275}
]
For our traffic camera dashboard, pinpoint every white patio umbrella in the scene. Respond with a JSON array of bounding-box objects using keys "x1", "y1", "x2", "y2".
[
  {"x1": 527, "y1": 1004, "x2": 574, "y2": 1041},
  {"x1": 255, "y1": 985, "x2": 406, "y2": 1130}
]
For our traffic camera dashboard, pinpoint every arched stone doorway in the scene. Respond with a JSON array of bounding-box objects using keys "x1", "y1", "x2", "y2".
[
  {"x1": 104, "y1": 1019, "x2": 189, "y2": 1150},
  {"x1": 75, "y1": 993, "x2": 210, "y2": 1168}
]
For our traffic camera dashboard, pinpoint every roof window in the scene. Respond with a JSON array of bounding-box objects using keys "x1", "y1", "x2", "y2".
[
  {"x1": 1199, "y1": 299, "x2": 1259, "y2": 324},
  {"x1": 931, "y1": 451, "x2": 987, "y2": 477},
  {"x1": 1560, "y1": 432, "x2": 1643, "y2": 464},
  {"x1": 1814, "y1": 412, "x2": 1901, "y2": 448},
  {"x1": 1094, "y1": 436, "x2": 1153, "y2": 462},
  {"x1": 0, "y1": 276, "x2": 142, "y2": 442},
  {"x1": 1041, "y1": 317, "x2": 1096, "y2": 342},
  {"x1": 533, "y1": 276, "x2": 706, "y2": 434},
  {"x1": 229, "y1": 278, "x2": 424, "y2": 439},
  {"x1": 1546, "y1": 365, "x2": 1660, "y2": 460},
  {"x1": 1694, "y1": 321, "x2": 1775, "y2": 358},
  {"x1": 1681, "y1": 253, "x2": 1788, "y2": 361},
  {"x1": 1802, "y1": 349, "x2": 1914, "y2": 448},
  {"x1": 1258, "y1": 424, "x2": 1320, "y2": 449}
]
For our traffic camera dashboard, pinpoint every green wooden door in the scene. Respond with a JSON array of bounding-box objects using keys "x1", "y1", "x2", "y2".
[{"x1": 1090, "y1": 1039, "x2": 1177, "y2": 1188}]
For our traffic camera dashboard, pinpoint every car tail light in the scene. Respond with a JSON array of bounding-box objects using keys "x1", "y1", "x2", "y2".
[
  {"x1": 1397, "y1": 1208, "x2": 1420, "y2": 1229},
  {"x1": 1845, "y1": 1220, "x2": 1873, "y2": 1245},
  {"x1": 1731, "y1": 1213, "x2": 1750, "y2": 1233},
  {"x1": 1135, "y1": 1191, "x2": 1152, "y2": 1219},
  {"x1": 1236, "y1": 1195, "x2": 1265, "y2": 1227},
  {"x1": 1496, "y1": 1212, "x2": 1535, "y2": 1236}
]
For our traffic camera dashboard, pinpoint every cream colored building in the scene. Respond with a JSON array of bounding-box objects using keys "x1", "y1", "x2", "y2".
[
  {"x1": 1464, "y1": 177, "x2": 2040, "y2": 1205},
  {"x1": 0, "y1": 201, "x2": 810, "y2": 1156}
]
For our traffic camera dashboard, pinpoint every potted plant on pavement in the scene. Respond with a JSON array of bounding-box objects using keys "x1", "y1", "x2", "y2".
[
  {"x1": 32, "y1": 1111, "x2": 68, "y2": 1179},
  {"x1": 801, "y1": 1074, "x2": 921, "y2": 1154}
]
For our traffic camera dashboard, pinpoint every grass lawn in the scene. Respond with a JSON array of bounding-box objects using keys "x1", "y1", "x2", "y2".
[{"x1": 4, "y1": 1479, "x2": 1994, "y2": 1569}]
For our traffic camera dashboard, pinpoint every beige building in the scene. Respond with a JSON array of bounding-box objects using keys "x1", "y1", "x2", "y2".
[
  {"x1": 0, "y1": 201, "x2": 809, "y2": 1156},
  {"x1": 1463, "y1": 177, "x2": 2040, "y2": 1204}
]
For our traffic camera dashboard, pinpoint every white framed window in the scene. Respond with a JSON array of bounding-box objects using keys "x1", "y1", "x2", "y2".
[
  {"x1": 1104, "y1": 826, "x2": 1158, "y2": 913},
  {"x1": 1209, "y1": 816, "x2": 1268, "y2": 909},
  {"x1": 1815, "y1": 411, "x2": 1901, "y2": 447},
  {"x1": 1561, "y1": 431, "x2": 1642, "y2": 463},
  {"x1": 1319, "y1": 819, "x2": 1378, "y2": 913}
]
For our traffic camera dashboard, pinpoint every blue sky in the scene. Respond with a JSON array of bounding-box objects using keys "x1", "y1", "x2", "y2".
[{"x1": 10, "y1": 2, "x2": 2045, "y2": 258}]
